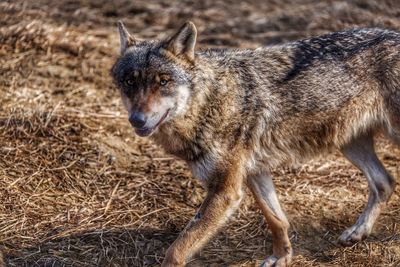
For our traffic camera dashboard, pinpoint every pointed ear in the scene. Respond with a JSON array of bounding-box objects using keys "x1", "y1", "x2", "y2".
[
  {"x1": 118, "y1": 21, "x2": 136, "y2": 55},
  {"x1": 164, "y1": 21, "x2": 197, "y2": 62}
]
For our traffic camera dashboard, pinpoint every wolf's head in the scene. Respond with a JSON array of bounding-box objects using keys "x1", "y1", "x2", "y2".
[{"x1": 111, "y1": 21, "x2": 197, "y2": 137}]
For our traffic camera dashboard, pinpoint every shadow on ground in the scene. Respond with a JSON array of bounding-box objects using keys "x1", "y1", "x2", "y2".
[{"x1": 4, "y1": 206, "x2": 400, "y2": 267}]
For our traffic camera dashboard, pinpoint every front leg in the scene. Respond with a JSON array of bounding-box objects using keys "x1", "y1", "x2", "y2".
[
  {"x1": 162, "y1": 161, "x2": 245, "y2": 267},
  {"x1": 247, "y1": 173, "x2": 292, "y2": 267}
]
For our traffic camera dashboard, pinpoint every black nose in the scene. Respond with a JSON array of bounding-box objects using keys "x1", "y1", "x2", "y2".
[{"x1": 129, "y1": 112, "x2": 147, "y2": 128}]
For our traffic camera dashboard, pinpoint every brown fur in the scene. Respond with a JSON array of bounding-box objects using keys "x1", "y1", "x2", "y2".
[{"x1": 111, "y1": 22, "x2": 399, "y2": 266}]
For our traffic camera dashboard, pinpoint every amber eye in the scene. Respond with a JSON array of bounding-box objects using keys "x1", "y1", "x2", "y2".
[
  {"x1": 160, "y1": 79, "x2": 168, "y2": 86},
  {"x1": 126, "y1": 79, "x2": 134, "y2": 86}
]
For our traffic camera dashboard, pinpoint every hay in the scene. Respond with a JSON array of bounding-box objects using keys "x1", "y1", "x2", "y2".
[{"x1": 0, "y1": 0, "x2": 399, "y2": 266}]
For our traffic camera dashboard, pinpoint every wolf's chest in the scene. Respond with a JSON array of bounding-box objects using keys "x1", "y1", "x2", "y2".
[{"x1": 189, "y1": 154, "x2": 216, "y2": 187}]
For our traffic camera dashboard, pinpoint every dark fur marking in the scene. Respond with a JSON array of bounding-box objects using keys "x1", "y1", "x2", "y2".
[{"x1": 283, "y1": 29, "x2": 398, "y2": 81}]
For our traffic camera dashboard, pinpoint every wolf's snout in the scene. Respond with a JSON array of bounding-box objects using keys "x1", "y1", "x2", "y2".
[{"x1": 129, "y1": 112, "x2": 147, "y2": 128}]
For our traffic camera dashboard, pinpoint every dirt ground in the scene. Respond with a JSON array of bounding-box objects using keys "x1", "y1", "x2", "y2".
[{"x1": 1, "y1": 0, "x2": 400, "y2": 266}]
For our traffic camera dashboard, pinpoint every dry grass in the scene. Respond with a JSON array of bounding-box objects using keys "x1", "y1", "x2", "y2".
[{"x1": 0, "y1": 0, "x2": 400, "y2": 266}]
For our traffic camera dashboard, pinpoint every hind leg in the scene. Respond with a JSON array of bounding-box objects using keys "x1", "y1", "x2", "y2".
[
  {"x1": 386, "y1": 114, "x2": 400, "y2": 145},
  {"x1": 385, "y1": 88, "x2": 400, "y2": 145},
  {"x1": 338, "y1": 133, "x2": 396, "y2": 246},
  {"x1": 247, "y1": 173, "x2": 292, "y2": 267}
]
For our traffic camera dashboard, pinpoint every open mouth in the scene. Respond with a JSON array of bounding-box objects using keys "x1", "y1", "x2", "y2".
[{"x1": 134, "y1": 109, "x2": 170, "y2": 137}]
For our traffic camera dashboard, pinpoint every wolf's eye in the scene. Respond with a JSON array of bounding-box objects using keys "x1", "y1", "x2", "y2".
[
  {"x1": 126, "y1": 79, "x2": 134, "y2": 86},
  {"x1": 160, "y1": 79, "x2": 168, "y2": 86}
]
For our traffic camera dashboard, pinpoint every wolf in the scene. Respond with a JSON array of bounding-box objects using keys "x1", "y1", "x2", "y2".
[{"x1": 111, "y1": 21, "x2": 399, "y2": 266}]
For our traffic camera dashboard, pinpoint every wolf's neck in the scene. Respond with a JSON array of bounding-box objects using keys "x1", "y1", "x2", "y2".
[{"x1": 152, "y1": 58, "x2": 238, "y2": 162}]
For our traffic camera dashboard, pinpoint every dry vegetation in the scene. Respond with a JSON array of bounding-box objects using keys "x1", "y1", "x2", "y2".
[{"x1": 0, "y1": 0, "x2": 400, "y2": 266}]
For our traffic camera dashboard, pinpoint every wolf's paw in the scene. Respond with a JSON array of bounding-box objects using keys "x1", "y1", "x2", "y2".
[
  {"x1": 260, "y1": 254, "x2": 292, "y2": 267},
  {"x1": 338, "y1": 223, "x2": 371, "y2": 246}
]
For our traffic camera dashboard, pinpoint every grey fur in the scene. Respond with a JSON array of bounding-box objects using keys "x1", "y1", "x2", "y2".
[{"x1": 111, "y1": 23, "x2": 400, "y2": 266}]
